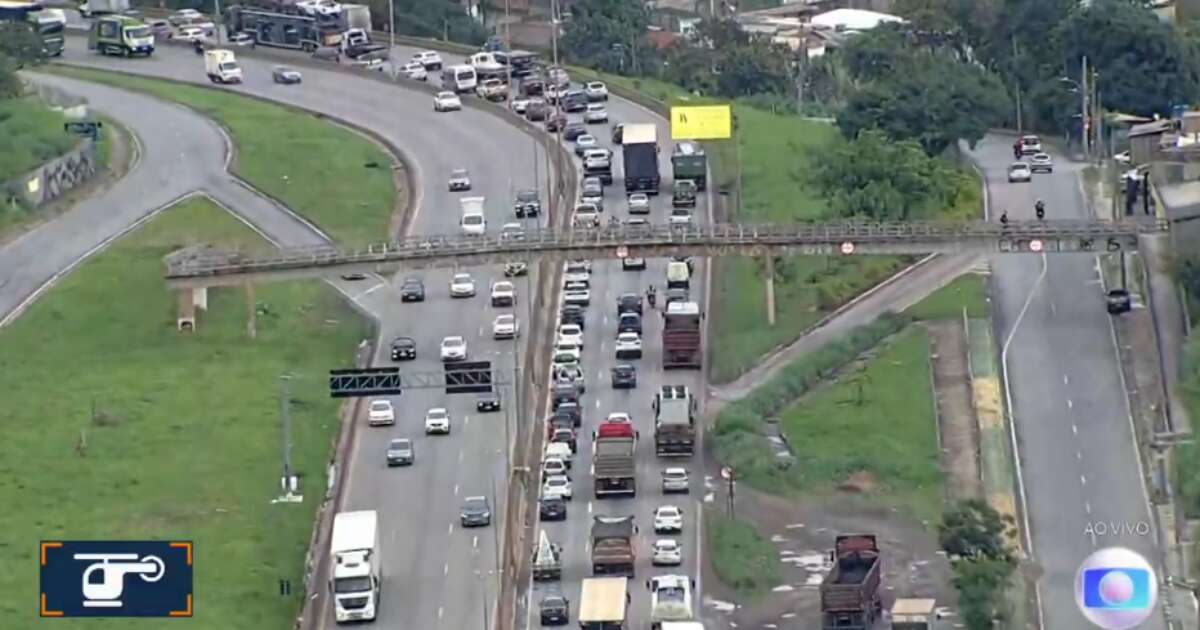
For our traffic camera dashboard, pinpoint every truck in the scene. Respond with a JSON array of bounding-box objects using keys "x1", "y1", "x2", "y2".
[
  {"x1": 88, "y1": 14, "x2": 153, "y2": 57},
  {"x1": 579, "y1": 577, "x2": 629, "y2": 630},
  {"x1": 593, "y1": 421, "x2": 636, "y2": 497},
  {"x1": 226, "y1": 5, "x2": 338, "y2": 51},
  {"x1": 329, "y1": 510, "x2": 381, "y2": 623},
  {"x1": 78, "y1": 0, "x2": 129, "y2": 18},
  {"x1": 622, "y1": 123, "x2": 660, "y2": 195},
  {"x1": 662, "y1": 301, "x2": 702, "y2": 370},
  {"x1": 649, "y1": 574, "x2": 695, "y2": 628},
  {"x1": 341, "y1": 3, "x2": 371, "y2": 30},
  {"x1": 204, "y1": 49, "x2": 243, "y2": 84},
  {"x1": 532, "y1": 529, "x2": 563, "y2": 581},
  {"x1": 671, "y1": 141, "x2": 707, "y2": 190},
  {"x1": 660, "y1": 624, "x2": 706, "y2": 630},
  {"x1": 820, "y1": 534, "x2": 882, "y2": 630},
  {"x1": 672, "y1": 179, "x2": 697, "y2": 208},
  {"x1": 0, "y1": 3, "x2": 65, "y2": 57},
  {"x1": 590, "y1": 516, "x2": 636, "y2": 576},
  {"x1": 653, "y1": 385, "x2": 696, "y2": 456}
]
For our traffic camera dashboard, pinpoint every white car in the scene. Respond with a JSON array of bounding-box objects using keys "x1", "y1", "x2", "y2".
[
  {"x1": 605, "y1": 412, "x2": 632, "y2": 425},
  {"x1": 168, "y1": 8, "x2": 202, "y2": 25},
  {"x1": 563, "y1": 289, "x2": 591, "y2": 306},
  {"x1": 552, "y1": 350, "x2": 579, "y2": 367},
  {"x1": 1007, "y1": 162, "x2": 1032, "y2": 183},
  {"x1": 511, "y1": 97, "x2": 531, "y2": 114},
  {"x1": 298, "y1": 0, "x2": 341, "y2": 17},
  {"x1": 401, "y1": 62, "x2": 428, "y2": 81},
  {"x1": 662, "y1": 467, "x2": 690, "y2": 493},
  {"x1": 627, "y1": 193, "x2": 650, "y2": 215},
  {"x1": 542, "y1": 457, "x2": 568, "y2": 477},
  {"x1": 557, "y1": 323, "x2": 584, "y2": 348},
  {"x1": 574, "y1": 134, "x2": 598, "y2": 155},
  {"x1": 554, "y1": 340, "x2": 582, "y2": 362},
  {"x1": 563, "y1": 270, "x2": 590, "y2": 285},
  {"x1": 652, "y1": 539, "x2": 683, "y2": 566},
  {"x1": 176, "y1": 25, "x2": 205, "y2": 42},
  {"x1": 413, "y1": 50, "x2": 443, "y2": 70},
  {"x1": 572, "y1": 205, "x2": 600, "y2": 229},
  {"x1": 491, "y1": 281, "x2": 516, "y2": 307},
  {"x1": 424, "y1": 407, "x2": 451, "y2": 434},
  {"x1": 566, "y1": 260, "x2": 591, "y2": 274},
  {"x1": 584, "y1": 103, "x2": 608, "y2": 124},
  {"x1": 367, "y1": 399, "x2": 395, "y2": 426},
  {"x1": 654, "y1": 505, "x2": 683, "y2": 533},
  {"x1": 450, "y1": 273, "x2": 476, "y2": 298},
  {"x1": 434, "y1": 91, "x2": 462, "y2": 112},
  {"x1": 543, "y1": 474, "x2": 573, "y2": 501},
  {"x1": 500, "y1": 222, "x2": 525, "y2": 241},
  {"x1": 584, "y1": 81, "x2": 609, "y2": 101},
  {"x1": 669, "y1": 208, "x2": 693, "y2": 226},
  {"x1": 440, "y1": 335, "x2": 468, "y2": 362},
  {"x1": 493, "y1": 314, "x2": 520, "y2": 339},
  {"x1": 615, "y1": 332, "x2": 643, "y2": 359},
  {"x1": 228, "y1": 32, "x2": 254, "y2": 46}
]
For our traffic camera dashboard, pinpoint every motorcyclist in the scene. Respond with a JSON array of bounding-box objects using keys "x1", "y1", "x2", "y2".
[
  {"x1": 193, "y1": 39, "x2": 204, "y2": 55},
  {"x1": 608, "y1": 215, "x2": 620, "y2": 228},
  {"x1": 999, "y1": 211, "x2": 1009, "y2": 226},
  {"x1": 646, "y1": 284, "x2": 657, "y2": 309},
  {"x1": 1035, "y1": 199, "x2": 1045, "y2": 220}
]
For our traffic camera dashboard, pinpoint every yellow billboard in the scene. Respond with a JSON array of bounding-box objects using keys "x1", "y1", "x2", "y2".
[{"x1": 670, "y1": 105, "x2": 732, "y2": 140}]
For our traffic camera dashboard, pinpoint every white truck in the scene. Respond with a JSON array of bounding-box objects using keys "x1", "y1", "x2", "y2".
[
  {"x1": 204, "y1": 49, "x2": 243, "y2": 84},
  {"x1": 460, "y1": 196, "x2": 487, "y2": 235},
  {"x1": 649, "y1": 574, "x2": 695, "y2": 629},
  {"x1": 330, "y1": 510, "x2": 381, "y2": 623},
  {"x1": 79, "y1": 0, "x2": 130, "y2": 18}
]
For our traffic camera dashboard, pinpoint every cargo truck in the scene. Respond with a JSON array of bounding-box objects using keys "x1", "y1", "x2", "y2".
[
  {"x1": 579, "y1": 577, "x2": 630, "y2": 630},
  {"x1": 593, "y1": 421, "x2": 636, "y2": 497},
  {"x1": 662, "y1": 302, "x2": 702, "y2": 370},
  {"x1": 671, "y1": 141, "x2": 707, "y2": 190},
  {"x1": 0, "y1": 3, "x2": 66, "y2": 57},
  {"x1": 88, "y1": 14, "x2": 153, "y2": 56},
  {"x1": 820, "y1": 534, "x2": 882, "y2": 630},
  {"x1": 204, "y1": 49, "x2": 243, "y2": 83},
  {"x1": 226, "y1": 5, "x2": 339, "y2": 51},
  {"x1": 330, "y1": 510, "x2": 382, "y2": 623},
  {"x1": 622, "y1": 123, "x2": 660, "y2": 195},
  {"x1": 591, "y1": 516, "x2": 636, "y2": 576},
  {"x1": 653, "y1": 385, "x2": 696, "y2": 456},
  {"x1": 78, "y1": 0, "x2": 129, "y2": 18},
  {"x1": 660, "y1": 623, "x2": 706, "y2": 630},
  {"x1": 532, "y1": 529, "x2": 563, "y2": 581}
]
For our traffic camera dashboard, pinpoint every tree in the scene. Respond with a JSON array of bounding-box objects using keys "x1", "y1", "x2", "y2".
[
  {"x1": 561, "y1": 0, "x2": 651, "y2": 74},
  {"x1": 662, "y1": 20, "x2": 793, "y2": 98},
  {"x1": 384, "y1": 0, "x2": 487, "y2": 45},
  {"x1": 0, "y1": 22, "x2": 46, "y2": 68},
  {"x1": 0, "y1": 54, "x2": 21, "y2": 100},
  {"x1": 954, "y1": 557, "x2": 1015, "y2": 629},
  {"x1": 938, "y1": 499, "x2": 1014, "y2": 562}
]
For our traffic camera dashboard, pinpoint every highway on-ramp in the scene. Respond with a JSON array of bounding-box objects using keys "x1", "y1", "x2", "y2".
[{"x1": 976, "y1": 136, "x2": 1167, "y2": 629}]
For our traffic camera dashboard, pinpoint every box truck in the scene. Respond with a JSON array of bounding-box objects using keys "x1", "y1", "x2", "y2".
[
  {"x1": 330, "y1": 510, "x2": 381, "y2": 623},
  {"x1": 204, "y1": 49, "x2": 243, "y2": 84}
]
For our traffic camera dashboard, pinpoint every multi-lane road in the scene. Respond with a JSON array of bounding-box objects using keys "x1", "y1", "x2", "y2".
[{"x1": 976, "y1": 136, "x2": 1168, "y2": 629}]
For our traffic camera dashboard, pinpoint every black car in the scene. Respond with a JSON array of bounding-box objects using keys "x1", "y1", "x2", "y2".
[
  {"x1": 552, "y1": 403, "x2": 582, "y2": 428},
  {"x1": 514, "y1": 189, "x2": 541, "y2": 218},
  {"x1": 476, "y1": 391, "x2": 501, "y2": 413},
  {"x1": 552, "y1": 383, "x2": 579, "y2": 410},
  {"x1": 617, "y1": 312, "x2": 642, "y2": 336},
  {"x1": 616, "y1": 293, "x2": 643, "y2": 316},
  {"x1": 520, "y1": 78, "x2": 545, "y2": 97},
  {"x1": 390, "y1": 336, "x2": 417, "y2": 361},
  {"x1": 560, "y1": 304, "x2": 586, "y2": 329},
  {"x1": 1107, "y1": 288, "x2": 1132, "y2": 314},
  {"x1": 622, "y1": 257, "x2": 647, "y2": 271},
  {"x1": 611, "y1": 364, "x2": 637, "y2": 389},
  {"x1": 460, "y1": 496, "x2": 492, "y2": 527},
  {"x1": 563, "y1": 123, "x2": 588, "y2": 141},
  {"x1": 539, "y1": 496, "x2": 568, "y2": 522},
  {"x1": 400, "y1": 276, "x2": 425, "y2": 302},
  {"x1": 545, "y1": 113, "x2": 568, "y2": 133},
  {"x1": 539, "y1": 595, "x2": 570, "y2": 626}
]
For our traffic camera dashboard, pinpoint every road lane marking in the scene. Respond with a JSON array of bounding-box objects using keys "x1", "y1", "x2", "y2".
[
  {"x1": 363, "y1": 283, "x2": 385, "y2": 295},
  {"x1": 595, "y1": 399, "x2": 601, "y2": 409},
  {"x1": 1080, "y1": 475, "x2": 1087, "y2": 486},
  {"x1": 1085, "y1": 501, "x2": 1091, "y2": 514},
  {"x1": 1050, "y1": 302, "x2": 1056, "y2": 317},
  {"x1": 1072, "y1": 424, "x2": 1078, "y2": 435},
  {"x1": 474, "y1": 536, "x2": 479, "y2": 549},
  {"x1": 1064, "y1": 374, "x2": 1070, "y2": 385},
  {"x1": 448, "y1": 523, "x2": 454, "y2": 535},
  {"x1": 587, "y1": 501, "x2": 593, "y2": 514},
  {"x1": 465, "y1": 415, "x2": 470, "y2": 426},
  {"x1": 1067, "y1": 399, "x2": 1073, "y2": 409},
  {"x1": 454, "y1": 484, "x2": 460, "y2": 496},
  {"x1": 459, "y1": 451, "x2": 464, "y2": 462},
  {"x1": 444, "y1": 563, "x2": 450, "y2": 575},
  {"x1": 439, "y1": 607, "x2": 445, "y2": 619},
  {"x1": 1077, "y1": 451, "x2": 1083, "y2": 460}
]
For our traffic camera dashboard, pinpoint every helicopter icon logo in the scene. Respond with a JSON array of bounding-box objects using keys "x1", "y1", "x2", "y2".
[
  {"x1": 40, "y1": 541, "x2": 193, "y2": 617},
  {"x1": 74, "y1": 553, "x2": 166, "y2": 608}
]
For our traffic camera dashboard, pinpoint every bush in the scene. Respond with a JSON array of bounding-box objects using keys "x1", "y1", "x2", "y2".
[{"x1": 706, "y1": 513, "x2": 783, "y2": 600}]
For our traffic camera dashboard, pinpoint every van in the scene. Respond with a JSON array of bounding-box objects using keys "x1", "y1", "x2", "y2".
[
  {"x1": 460, "y1": 196, "x2": 487, "y2": 235},
  {"x1": 204, "y1": 49, "x2": 243, "y2": 84},
  {"x1": 666, "y1": 261, "x2": 690, "y2": 290},
  {"x1": 441, "y1": 64, "x2": 477, "y2": 93}
]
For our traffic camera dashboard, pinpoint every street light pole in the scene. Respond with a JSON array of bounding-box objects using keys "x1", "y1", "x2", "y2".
[
  {"x1": 1081, "y1": 55, "x2": 1091, "y2": 159},
  {"x1": 280, "y1": 375, "x2": 292, "y2": 488},
  {"x1": 388, "y1": 0, "x2": 395, "y2": 51}
]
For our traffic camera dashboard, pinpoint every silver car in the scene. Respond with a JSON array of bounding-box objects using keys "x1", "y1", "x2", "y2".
[
  {"x1": 1029, "y1": 152, "x2": 1053, "y2": 173},
  {"x1": 386, "y1": 438, "x2": 414, "y2": 466},
  {"x1": 1007, "y1": 162, "x2": 1032, "y2": 183},
  {"x1": 272, "y1": 65, "x2": 302, "y2": 84},
  {"x1": 662, "y1": 468, "x2": 689, "y2": 493}
]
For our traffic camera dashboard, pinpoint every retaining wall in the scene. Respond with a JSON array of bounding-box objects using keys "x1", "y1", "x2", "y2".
[{"x1": 4, "y1": 137, "x2": 97, "y2": 208}]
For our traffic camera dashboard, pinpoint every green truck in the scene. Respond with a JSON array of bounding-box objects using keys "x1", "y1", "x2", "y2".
[
  {"x1": 88, "y1": 14, "x2": 154, "y2": 57},
  {"x1": 671, "y1": 141, "x2": 707, "y2": 191},
  {"x1": 0, "y1": 3, "x2": 66, "y2": 57}
]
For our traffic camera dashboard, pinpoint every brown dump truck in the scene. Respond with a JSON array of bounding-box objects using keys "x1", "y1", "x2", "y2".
[
  {"x1": 820, "y1": 534, "x2": 882, "y2": 630},
  {"x1": 591, "y1": 516, "x2": 636, "y2": 577}
]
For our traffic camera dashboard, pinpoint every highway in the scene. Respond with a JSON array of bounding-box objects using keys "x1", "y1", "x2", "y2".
[{"x1": 976, "y1": 135, "x2": 1167, "y2": 629}]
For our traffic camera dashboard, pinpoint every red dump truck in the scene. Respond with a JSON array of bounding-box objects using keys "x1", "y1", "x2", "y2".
[
  {"x1": 820, "y1": 534, "x2": 882, "y2": 630},
  {"x1": 662, "y1": 301, "x2": 702, "y2": 369}
]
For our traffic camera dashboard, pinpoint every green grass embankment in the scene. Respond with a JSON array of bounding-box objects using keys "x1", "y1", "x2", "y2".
[{"x1": 706, "y1": 512, "x2": 783, "y2": 602}]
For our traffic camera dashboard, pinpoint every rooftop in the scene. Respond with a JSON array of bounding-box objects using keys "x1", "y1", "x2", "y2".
[{"x1": 810, "y1": 8, "x2": 904, "y2": 32}]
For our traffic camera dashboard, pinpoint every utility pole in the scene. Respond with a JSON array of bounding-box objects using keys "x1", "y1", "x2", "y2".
[
  {"x1": 214, "y1": 0, "x2": 223, "y2": 44},
  {"x1": 1011, "y1": 35, "x2": 1021, "y2": 133},
  {"x1": 1081, "y1": 55, "x2": 1091, "y2": 159},
  {"x1": 281, "y1": 375, "x2": 292, "y2": 487},
  {"x1": 388, "y1": 0, "x2": 395, "y2": 56},
  {"x1": 549, "y1": 0, "x2": 563, "y2": 221}
]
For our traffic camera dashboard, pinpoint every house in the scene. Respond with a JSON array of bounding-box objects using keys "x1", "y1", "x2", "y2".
[
  {"x1": 1129, "y1": 119, "x2": 1176, "y2": 166},
  {"x1": 809, "y1": 7, "x2": 903, "y2": 32}
]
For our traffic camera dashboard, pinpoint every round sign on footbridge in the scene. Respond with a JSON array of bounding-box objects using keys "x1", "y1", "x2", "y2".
[
  {"x1": 839, "y1": 241, "x2": 855, "y2": 255},
  {"x1": 615, "y1": 245, "x2": 628, "y2": 259},
  {"x1": 1029, "y1": 239, "x2": 1044, "y2": 253}
]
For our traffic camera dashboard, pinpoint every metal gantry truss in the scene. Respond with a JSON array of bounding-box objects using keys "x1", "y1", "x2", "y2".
[
  {"x1": 328, "y1": 367, "x2": 521, "y2": 397},
  {"x1": 163, "y1": 219, "x2": 1169, "y2": 288}
]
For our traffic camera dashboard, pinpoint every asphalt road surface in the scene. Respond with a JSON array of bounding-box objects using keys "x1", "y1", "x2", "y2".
[{"x1": 976, "y1": 136, "x2": 1166, "y2": 630}]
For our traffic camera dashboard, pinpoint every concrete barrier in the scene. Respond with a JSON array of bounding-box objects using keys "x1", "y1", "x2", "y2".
[{"x1": 4, "y1": 137, "x2": 97, "y2": 208}]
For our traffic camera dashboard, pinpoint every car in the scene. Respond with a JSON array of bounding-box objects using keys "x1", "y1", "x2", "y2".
[
  {"x1": 669, "y1": 207, "x2": 693, "y2": 226},
  {"x1": 560, "y1": 304, "x2": 586, "y2": 329},
  {"x1": 1114, "y1": 150, "x2": 1132, "y2": 166},
  {"x1": 583, "y1": 147, "x2": 613, "y2": 163},
  {"x1": 566, "y1": 259, "x2": 592, "y2": 274},
  {"x1": 476, "y1": 390, "x2": 501, "y2": 413},
  {"x1": 1029, "y1": 152, "x2": 1054, "y2": 173},
  {"x1": 547, "y1": 66, "x2": 570, "y2": 88},
  {"x1": 168, "y1": 8, "x2": 202, "y2": 25},
  {"x1": 505, "y1": 261, "x2": 529, "y2": 277},
  {"x1": 557, "y1": 323, "x2": 584, "y2": 348},
  {"x1": 584, "y1": 103, "x2": 608, "y2": 124},
  {"x1": 564, "y1": 268, "x2": 591, "y2": 285},
  {"x1": 625, "y1": 217, "x2": 650, "y2": 231},
  {"x1": 581, "y1": 180, "x2": 604, "y2": 207},
  {"x1": 652, "y1": 539, "x2": 683, "y2": 566},
  {"x1": 554, "y1": 364, "x2": 586, "y2": 391},
  {"x1": 147, "y1": 19, "x2": 172, "y2": 38},
  {"x1": 340, "y1": 272, "x2": 367, "y2": 281},
  {"x1": 584, "y1": 157, "x2": 613, "y2": 185},
  {"x1": 434, "y1": 91, "x2": 462, "y2": 112},
  {"x1": 622, "y1": 257, "x2": 647, "y2": 271},
  {"x1": 448, "y1": 168, "x2": 472, "y2": 191},
  {"x1": 552, "y1": 384, "x2": 582, "y2": 411},
  {"x1": 413, "y1": 50, "x2": 443, "y2": 70},
  {"x1": 617, "y1": 312, "x2": 642, "y2": 336},
  {"x1": 662, "y1": 468, "x2": 690, "y2": 493},
  {"x1": 545, "y1": 113, "x2": 568, "y2": 133},
  {"x1": 563, "y1": 122, "x2": 588, "y2": 141},
  {"x1": 572, "y1": 204, "x2": 600, "y2": 229},
  {"x1": 525, "y1": 99, "x2": 549, "y2": 121},
  {"x1": 491, "y1": 281, "x2": 516, "y2": 307},
  {"x1": 605, "y1": 412, "x2": 632, "y2": 425},
  {"x1": 1019, "y1": 134, "x2": 1042, "y2": 156},
  {"x1": 627, "y1": 193, "x2": 650, "y2": 215},
  {"x1": 297, "y1": 0, "x2": 341, "y2": 17},
  {"x1": 367, "y1": 399, "x2": 395, "y2": 426},
  {"x1": 424, "y1": 407, "x2": 451, "y2": 434},
  {"x1": 390, "y1": 336, "x2": 417, "y2": 361},
  {"x1": 493, "y1": 314, "x2": 520, "y2": 339},
  {"x1": 386, "y1": 438, "x2": 414, "y2": 466},
  {"x1": 228, "y1": 32, "x2": 255, "y2": 46},
  {"x1": 501, "y1": 222, "x2": 526, "y2": 242},
  {"x1": 542, "y1": 456, "x2": 568, "y2": 477},
  {"x1": 272, "y1": 65, "x2": 302, "y2": 84},
  {"x1": 399, "y1": 276, "x2": 425, "y2": 301},
  {"x1": 1107, "y1": 288, "x2": 1133, "y2": 314},
  {"x1": 563, "y1": 289, "x2": 591, "y2": 307},
  {"x1": 450, "y1": 273, "x2": 476, "y2": 298},
  {"x1": 514, "y1": 189, "x2": 541, "y2": 218},
  {"x1": 539, "y1": 496, "x2": 568, "y2": 522},
  {"x1": 1007, "y1": 162, "x2": 1032, "y2": 183},
  {"x1": 440, "y1": 336, "x2": 468, "y2": 362},
  {"x1": 176, "y1": 25, "x2": 205, "y2": 42},
  {"x1": 543, "y1": 474, "x2": 573, "y2": 500},
  {"x1": 511, "y1": 96, "x2": 531, "y2": 114},
  {"x1": 401, "y1": 61, "x2": 428, "y2": 81},
  {"x1": 574, "y1": 134, "x2": 597, "y2": 156},
  {"x1": 553, "y1": 340, "x2": 582, "y2": 363},
  {"x1": 539, "y1": 594, "x2": 570, "y2": 625},
  {"x1": 552, "y1": 349, "x2": 579, "y2": 368},
  {"x1": 611, "y1": 364, "x2": 637, "y2": 389},
  {"x1": 562, "y1": 90, "x2": 588, "y2": 113},
  {"x1": 616, "y1": 293, "x2": 643, "y2": 316},
  {"x1": 654, "y1": 505, "x2": 683, "y2": 533},
  {"x1": 615, "y1": 332, "x2": 643, "y2": 359},
  {"x1": 584, "y1": 81, "x2": 608, "y2": 101},
  {"x1": 460, "y1": 496, "x2": 491, "y2": 526},
  {"x1": 665, "y1": 287, "x2": 689, "y2": 307}
]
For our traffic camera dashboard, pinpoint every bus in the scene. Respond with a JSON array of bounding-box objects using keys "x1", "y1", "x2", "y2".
[
  {"x1": 579, "y1": 577, "x2": 629, "y2": 630},
  {"x1": 0, "y1": 0, "x2": 66, "y2": 56},
  {"x1": 441, "y1": 64, "x2": 477, "y2": 94}
]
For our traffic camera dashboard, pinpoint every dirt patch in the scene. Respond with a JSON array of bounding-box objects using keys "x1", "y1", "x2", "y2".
[
  {"x1": 838, "y1": 470, "x2": 877, "y2": 493},
  {"x1": 927, "y1": 320, "x2": 983, "y2": 501}
]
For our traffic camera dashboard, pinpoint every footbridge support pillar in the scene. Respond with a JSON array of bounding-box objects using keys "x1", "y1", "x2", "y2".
[
  {"x1": 177, "y1": 287, "x2": 207, "y2": 332},
  {"x1": 764, "y1": 254, "x2": 777, "y2": 326}
]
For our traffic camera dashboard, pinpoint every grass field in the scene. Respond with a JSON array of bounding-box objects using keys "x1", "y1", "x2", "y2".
[
  {"x1": 49, "y1": 66, "x2": 397, "y2": 246},
  {"x1": 777, "y1": 326, "x2": 943, "y2": 523},
  {"x1": 0, "y1": 197, "x2": 368, "y2": 626},
  {"x1": 705, "y1": 512, "x2": 782, "y2": 602},
  {"x1": 905, "y1": 273, "x2": 990, "y2": 321},
  {"x1": 0, "y1": 96, "x2": 77, "y2": 182}
]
